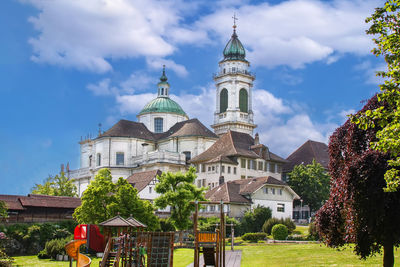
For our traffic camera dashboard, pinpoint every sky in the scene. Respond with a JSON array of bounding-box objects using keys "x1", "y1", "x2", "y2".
[{"x1": 0, "y1": 0, "x2": 385, "y2": 195}]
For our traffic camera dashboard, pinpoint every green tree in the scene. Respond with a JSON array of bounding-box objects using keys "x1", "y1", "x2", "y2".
[
  {"x1": 241, "y1": 205, "x2": 272, "y2": 233},
  {"x1": 0, "y1": 200, "x2": 8, "y2": 219},
  {"x1": 73, "y1": 168, "x2": 159, "y2": 230},
  {"x1": 154, "y1": 167, "x2": 206, "y2": 230},
  {"x1": 31, "y1": 171, "x2": 77, "y2": 197},
  {"x1": 351, "y1": 0, "x2": 400, "y2": 192},
  {"x1": 288, "y1": 160, "x2": 330, "y2": 213}
]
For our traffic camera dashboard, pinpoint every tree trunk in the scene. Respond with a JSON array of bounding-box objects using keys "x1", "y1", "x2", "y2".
[{"x1": 383, "y1": 242, "x2": 394, "y2": 267}]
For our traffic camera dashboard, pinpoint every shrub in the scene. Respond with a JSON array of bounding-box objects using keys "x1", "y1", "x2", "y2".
[
  {"x1": 262, "y1": 217, "x2": 295, "y2": 235},
  {"x1": 241, "y1": 205, "x2": 272, "y2": 234},
  {"x1": 308, "y1": 222, "x2": 319, "y2": 241},
  {"x1": 241, "y1": 233, "x2": 267, "y2": 242},
  {"x1": 44, "y1": 237, "x2": 71, "y2": 259},
  {"x1": 37, "y1": 249, "x2": 50, "y2": 259},
  {"x1": 272, "y1": 224, "x2": 288, "y2": 240},
  {"x1": 159, "y1": 219, "x2": 175, "y2": 232},
  {"x1": 0, "y1": 247, "x2": 13, "y2": 267}
]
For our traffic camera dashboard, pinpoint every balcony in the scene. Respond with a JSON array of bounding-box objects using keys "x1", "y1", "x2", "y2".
[
  {"x1": 213, "y1": 69, "x2": 255, "y2": 79},
  {"x1": 132, "y1": 150, "x2": 186, "y2": 166},
  {"x1": 68, "y1": 167, "x2": 91, "y2": 180}
]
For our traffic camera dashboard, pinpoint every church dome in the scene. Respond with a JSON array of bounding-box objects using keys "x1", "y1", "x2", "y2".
[
  {"x1": 223, "y1": 29, "x2": 246, "y2": 61},
  {"x1": 139, "y1": 97, "x2": 187, "y2": 116}
]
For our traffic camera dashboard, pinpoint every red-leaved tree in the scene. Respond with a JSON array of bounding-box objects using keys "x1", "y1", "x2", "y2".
[{"x1": 316, "y1": 96, "x2": 400, "y2": 267}]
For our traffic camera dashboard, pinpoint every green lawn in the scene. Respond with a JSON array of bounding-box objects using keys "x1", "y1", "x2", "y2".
[
  {"x1": 12, "y1": 243, "x2": 399, "y2": 267},
  {"x1": 292, "y1": 225, "x2": 309, "y2": 236}
]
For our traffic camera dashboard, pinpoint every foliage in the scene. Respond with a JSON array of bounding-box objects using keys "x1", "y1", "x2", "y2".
[
  {"x1": 308, "y1": 222, "x2": 319, "y2": 241},
  {"x1": 197, "y1": 216, "x2": 241, "y2": 236},
  {"x1": 241, "y1": 205, "x2": 272, "y2": 234},
  {"x1": 0, "y1": 221, "x2": 76, "y2": 256},
  {"x1": 31, "y1": 171, "x2": 77, "y2": 197},
  {"x1": 154, "y1": 167, "x2": 206, "y2": 230},
  {"x1": 0, "y1": 201, "x2": 7, "y2": 220},
  {"x1": 316, "y1": 96, "x2": 400, "y2": 267},
  {"x1": 350, "y1": 0, "x2": 400, "y2": 192},
  {"x1": 43, "y1": 237, "x2": 71, "y2": 259},
  {"x1": 241, "y1": 232, "x2": 267, "y2": 242},
  {"x1": 0, "y1": 247, "x2": 13, "y2": 267},
  {"x1": 288, "y1": 160, "x2": 330, "y2": 213},
  {"x1": 73, "y1": 168, "x2": 159, "y2": 230},
  {"x1": 262, "y1": 217, "x2": 296, "y2": 235},
  {"x1": 271, "y1": 224, "x2": 288, "y2": 240}
]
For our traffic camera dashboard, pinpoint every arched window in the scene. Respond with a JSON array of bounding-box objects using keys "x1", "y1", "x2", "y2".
[
  {"x1": 154, "y1": 117, "x2": 163, "y2": 133},
  {"x1": 239, "y1": 88, "x2": 248, "y2": 113},
  {"x1": 161, "y1": 88, "x2": 164, "y2": 95},
  {"x1": 220, "y1": 88, "x2": 228, "y2": 113}
]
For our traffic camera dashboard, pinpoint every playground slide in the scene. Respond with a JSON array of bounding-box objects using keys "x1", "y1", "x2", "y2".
[{"x1": 65, "y1": 239, "x2": 92, "y2": 267}]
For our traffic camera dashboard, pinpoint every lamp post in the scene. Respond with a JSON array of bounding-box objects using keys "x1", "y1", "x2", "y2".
[{"x1": 300, "y1": 199, "x2": 303, "y2": 221}]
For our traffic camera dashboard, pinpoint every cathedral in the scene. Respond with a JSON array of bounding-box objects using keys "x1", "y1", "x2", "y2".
[{"x1": 68, "y1": 23, "x2": 299, "y2": 219}]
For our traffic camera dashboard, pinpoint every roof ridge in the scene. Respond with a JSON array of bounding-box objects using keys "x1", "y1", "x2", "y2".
[
  {"x1": 225, "y1": 182, "x2": 230, "y2": 202},
  {"x1": 228, "y1": 131, "x2": 238, "y2": 155}
]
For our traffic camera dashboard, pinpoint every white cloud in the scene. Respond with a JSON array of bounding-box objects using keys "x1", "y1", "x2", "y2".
[
  {"x1": 354, "y1": 60, "x2": 387, "y2": 85},
  {"x1": 339, "y1": 108, "x2": 356, "y2": 122},
  {"x1": 146, "y1": 58, "x2": 189, "y2": 77},
  {"x1": 197, "y1": 0, "x2": 379, "y2": 68},
  {"x1": 87, "y1": 78, "x2": 114, "y2": 96},
  {"x1": 116, "y1": 93, "x2": 157, "y2": 115},
  {"x1": 24, "y1": 0, "x2": 198, "y2": 74}
]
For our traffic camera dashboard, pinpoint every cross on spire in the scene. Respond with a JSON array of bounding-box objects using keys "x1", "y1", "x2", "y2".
[{"x1": 232, "y1": 13, "x2": 238, "y2": 29}]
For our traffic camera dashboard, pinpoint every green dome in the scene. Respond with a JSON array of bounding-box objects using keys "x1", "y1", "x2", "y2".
[
  {"x1": 223, "y1": 30, "x2": 246, "y2": 61},
  {"x1": 139, "y1": 97, "x2": 187, "y2": 116}
]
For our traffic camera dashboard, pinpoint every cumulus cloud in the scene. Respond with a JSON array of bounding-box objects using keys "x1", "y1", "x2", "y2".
[
  {"x1": 354, "y1": 60, "x2": 387, "y2": 85},
  {"x1": 24, "y1": 0, "x2": 200, "y2": 74},
  {"x1": 197, "y1": 0, "x2": 379, "y2": 68}
]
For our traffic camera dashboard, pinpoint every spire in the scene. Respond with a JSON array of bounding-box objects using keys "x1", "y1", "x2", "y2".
[
  {"x1": 223, "y1": 14, "x2": 246, "y2": 61},
  {"x1": 157, "y1": 65, "x2": 170, "y2": 97}
]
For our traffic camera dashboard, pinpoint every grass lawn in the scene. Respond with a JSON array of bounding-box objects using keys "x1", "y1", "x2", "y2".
[
  {"x1": 292, "y1": 225, "x2": 309, "y2": 236},
  {"x1": 12, "y1": 243, "x2": 399, "y2": 267}
]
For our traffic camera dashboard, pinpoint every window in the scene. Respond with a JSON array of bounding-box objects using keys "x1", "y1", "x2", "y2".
[
  {"x1": 183, "y1": 151, "x2": 191, "y2": 163},
  {"x1": 116, "y1": 152, "x2": 124, "y2": 165},
  {"x1": 221, "y1": 165, "x2": 225, "y2": 173},
  {"x1": 210, "y1": 205, "x2": 215, "y2": 212},
  {"x1": 89, "y1": 155, "x2": 92, "y2": 167},
  {"x1": 161, "y1": 88, "x2": 164, "y2": 95},
  {"x1": 197, "y1": 180, "x2": 201, "y2": 187},
  {"x1": 272, "y1": 188, "x2": 276, "y2": 195},
  {"x1": 223, "y1": 68, "x2": 226, "y2": 74},
  {"x1": 212, "y1": 183, "x2": 214, "y2": 187},
  {"x1": 247, "y1": 160, "x2": 251, "y2": 169},
  {"x1": 241, "y1": 159, "x2": 246, "y2": 168},
  {"x1": 258, "y1": 161, "x2": 263, "y2": 170},
  {"x1": 208, "y1": 166, "x2": 211, "y2": 172},
  {"x1": 239, "y1": 88, "x2": 248, "y2": 113},
  {"x1": 241, "y1": 175, "x2": 246, "y2": 179},
  {"x1": 277, "y1": 203, "x2": 285, "y2": 212},
  {"x1": 202, "y1": 179, "x2": 206, "y2": 187},
  {"x1": 97, "y1": 153, "x2": 101, "y2": 166},
  {"x1": 212, "y1": 166, "x2": 215, "y2": 172},
  {"x1": 279, "y1": 189, "x2": 283, "y2": 195},
  {"x1": 227, "y1": 166, "x2": 231, "y2": 174},
  {"x1": 264, "y1": 161, "x2": 268, "y2": 171},
  {"x1": 264, "y1": 187, "x2": 268, "y2": 194},
  {"x1": 233, "y1": 167, "x2": 237, "y2": 174},
  {"x1": 220, "y1": 88, "x2": 228, "y2": 113},
  {"x1": 149, "y1": 187, "x2": 152, "y2": 193},
  {"x1": 277, "y1": 164, "x2": 282, "y2": 173},
  {"x1": 154, "y1": 117, "x2": 163, "y2": 133},
  {"x1": 270, "y1": 163, "x2": 276, "y2": 173},
  {"x1": 248, "y1": 160, "x2": 256, "y2": 170},
  {"x1": 201, "y1": 164, "x2": 206, "y2": 172}
]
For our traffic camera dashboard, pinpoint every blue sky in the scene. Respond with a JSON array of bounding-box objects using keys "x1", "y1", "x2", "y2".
[{"x1": 0, "y1": 0, "x2": 384, "y2": 195}]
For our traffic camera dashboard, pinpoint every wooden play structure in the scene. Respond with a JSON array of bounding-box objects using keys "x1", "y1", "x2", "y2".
[
  {"x1": 99, "y1": 215, "x2": 175, "y2": 267},
  {"x1": 192, "y1": 201, "x2": 226, "y2": 267}
]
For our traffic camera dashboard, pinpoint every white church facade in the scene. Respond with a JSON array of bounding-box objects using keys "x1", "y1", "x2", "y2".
[{"x1": 68, "y1": 23, "x2": 299, "y2": 219}]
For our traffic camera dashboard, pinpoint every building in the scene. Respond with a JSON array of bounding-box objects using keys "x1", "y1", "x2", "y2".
[
  {"x1": 67, "y1": 23, "x2": 299, "y2": 219},
  {"x1": 0, "y1": 194, "x2": 81, "y2": 224},
  {"x1": 203, "y1": 176, "x2": 299, "y2": 219}
]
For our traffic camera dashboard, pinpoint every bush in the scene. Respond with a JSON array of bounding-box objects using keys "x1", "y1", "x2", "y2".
[
  {"x1": 271, "y1": 224, "x2": 288, "y2": 240},
  {"x1": 241, "y1": 205, "x2": 272, "y2": 234},
  {"x1": 262, "y1": 217, "x2": 295, "y2": 235},
  {"x1": 44, "y1": 237, "x2": 71, "y2": 259},
  {"x1": 159, "y1": 219, "x2": 175, "y2": 232},
  {"x1": 37, "y1": 249, "x2": 50, "y2": 259},
  {"x1": 198, "y1": 216, "x2": 241, "y2": 236},
  {"x1": 308, "y1": 222, "x2": 319, "y2": 241},
  {"x1": 241, "y1": 233, "x2": 267, "y2": 242}
]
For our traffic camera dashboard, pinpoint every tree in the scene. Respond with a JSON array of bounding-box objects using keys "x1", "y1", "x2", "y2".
[
  {"x1": 73, "y1": 168, "x2": 159, "y2": 230},
  {"x1": 241, "y1": 205, "x2": 272, "y2": 233},
  {"x1": 288, "y1": 160, "x2": 330, "y2": 213},
  {"x1": 31, "y1": 171, "x2": 77, "y2": 197},
  {"x1": 316, "y1": 96, "x2": 400, "y2": 267},
  {"x1": 351, "y1": 0, "x2": 400, "y2": 192},
  {"x1": 154, "y1": 167, "x2": 206, "y2": 230},
  {"x1": 0, "y1": 200, "x2": 8, "y2": 219}
]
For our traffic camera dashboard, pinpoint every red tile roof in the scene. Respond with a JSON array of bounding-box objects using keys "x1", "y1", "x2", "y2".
[
  {"x1": 283, "y1": 140, "x2": 329, "y2": 172},
  {"x1": 191, "y1": 130, "x2": 286, "y2": 164},
  {"x1": 0, "y1": 195, "x2": 24, "y2": 210},
  {"x1": 126, "y1": 170, "x2": 162, "y2": 193},
  {"x1": 0, "y1": 194, "x2": 81, "y2": 210}
]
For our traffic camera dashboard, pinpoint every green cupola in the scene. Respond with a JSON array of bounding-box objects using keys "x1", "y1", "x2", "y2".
[
  {"x1": 138, "y1": 66, "x2": 187, "y2": 117},
  {"x1": 223, "y1": 25, "x2": 246, "y2": 61}
]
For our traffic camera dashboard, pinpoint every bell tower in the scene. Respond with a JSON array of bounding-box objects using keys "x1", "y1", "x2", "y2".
[{"x1": 211, "y1": 17, "x2": 256, "y2": 136}]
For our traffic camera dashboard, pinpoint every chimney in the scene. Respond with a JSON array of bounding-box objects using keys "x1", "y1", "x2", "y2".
[{"x1": 254, "y1": 133, "x2": 260, "y2": 145}]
